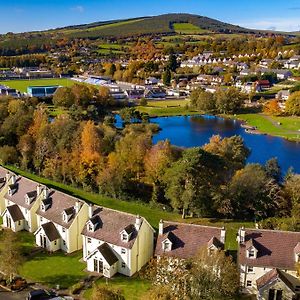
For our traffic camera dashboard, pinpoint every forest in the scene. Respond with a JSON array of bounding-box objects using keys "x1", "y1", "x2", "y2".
[{"x1": 0, "y1": 86, "x2": 299, "y2": 227}]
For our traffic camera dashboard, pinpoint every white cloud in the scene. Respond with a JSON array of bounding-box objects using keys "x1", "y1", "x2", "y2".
[
  {"x1": 240, "y1": 18, "x2": 300, "y2": 32},
  {"x1": 71, "y1": 5, "x2": 85, "y2": 13}
]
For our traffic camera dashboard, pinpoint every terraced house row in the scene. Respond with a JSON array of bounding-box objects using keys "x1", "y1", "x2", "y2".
[{"x1": 1, "y1": 166, "x2": 300, "y2": 300}]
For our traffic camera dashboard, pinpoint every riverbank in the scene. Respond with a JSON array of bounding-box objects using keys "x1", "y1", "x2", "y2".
[{"x1": 230, "y1": 113, "x2": 300, "y2": 142}]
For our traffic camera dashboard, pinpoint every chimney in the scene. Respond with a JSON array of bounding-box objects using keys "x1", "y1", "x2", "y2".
[
  {"x1": 10, "y1": 174, "x2": 16, "y2": 184},
  {"x1": 5, "y1": 172, "x2": 10, "y2": 182},
  {"x1": 159, "y1": 220, "x2": 164, "y2": 235},
  {"x1": 88, "y1": 204, "x2": 94, "y2": 219},
  {"x1": 238, "y1": 227, "x2": 246, "y2": 244},
  {"x1": 37, "y1": 184, "x2": 42, "y2": 196},
  {"x1": 220, "y1": 226, "x2": 226, "y2": 244},
  {"x1": 135, "y1": 215, "x2": 142, "y2": 230},
  {"x1": 43, "y1": 187, "x2": 49, "y2": 199},
  {"x1": 75, "y1": 201, "x2": 81, "y2": 214}
]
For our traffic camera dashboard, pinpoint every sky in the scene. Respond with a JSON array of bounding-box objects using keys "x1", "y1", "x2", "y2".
[{"x1": 1, "y1": 0, "x2": 300, "y2": 33}]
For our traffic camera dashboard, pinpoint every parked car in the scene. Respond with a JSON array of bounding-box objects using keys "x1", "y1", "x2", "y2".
[{"x1": 26, "y1": 289, "x2": 57, "y2": 300}]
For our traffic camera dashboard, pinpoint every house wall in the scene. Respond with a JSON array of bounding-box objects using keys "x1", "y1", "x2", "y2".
[
  {"x1": 0, "y1": 183, "x2": 10, "y2": 214},
  {"x1": 67, "y1": 203, "x2": 89, "y2": 253},
  {"x1": 129, "y1": 220, "x2": 154, "y2": 276},
  {"x1": 259, "y1": 279, "x2": 295, "y2": 300},
  {"x1": 35, "y1": 228, "x2": 60, "y2": 252},
  {"x1": 82, "y1": 234, "x2": 132, "y2": 276},
  {"x1": 240, "y1": 264, "x2": 298, "y2": 294}
]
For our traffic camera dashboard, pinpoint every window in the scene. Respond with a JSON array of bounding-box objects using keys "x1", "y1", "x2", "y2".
[
  {"x1": 40, "y1": 217, "x2": 43, "y2": 222},
  {"x1": 246, "y1": 280, "x2": 252, "y2": 287},
  {"x1": 54, "y1": 240, "x2": 57, "y2": 245},
  {"x1": 18, "y1": 221, "x2": 21, "y2": 225},
  {"x1": 63, "y1": 240, "x2": 66, "y2": 246},
  {"x1": 121, "y1": 262, "x2": 126, "y2": 268},
  {"x1": 88, "y1": 238, "x2": 92, "y2": 244},
  {"x1": 88, "y1": 224, "x2": 93, "y2": 232},
  {"x1": 247, "y1": 266, "x2": 254, "y2": 273},
  {"x1": 121, "y1": 248, "x2": 126, "y2": 254},
  {"x1": 122, "y1": 234, "x2": 127, "y2": 241},
  {"x1": 248, "y1": 250, "x2": 255, "y2": 258},
  {"x1": 62, "y1": 227, "x2": 66, "y2": 233}
]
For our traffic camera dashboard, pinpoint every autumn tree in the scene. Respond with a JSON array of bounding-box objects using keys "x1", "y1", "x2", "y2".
[
  {"x1": 52, "y1": 87, "x2": 75, "y2": 108},
  {"x1": 144, "y1": 140, "x2": 175, "y2": 202},
  {"x1": 285, "y1": 91, "x2": 300, "y2": 116},
  {"x1": 263, "y1": 99, "x2": 281, "y2": 116},
  {"x1": 190, "y1": 88, "x2": 216, "y2": 113},
  {"x1": 0, "y1": 230, "x2": 23, "y2": 282},
  {"x1": 215, "y1": 87, "x2": 245, "y2": 114}
]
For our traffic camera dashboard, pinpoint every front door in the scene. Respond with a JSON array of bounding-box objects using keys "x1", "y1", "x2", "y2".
[
  {"x1": 40, "y1": 235, "x2": 47, "y2": 248},
  {"x1": 6, "y1": 216, "x2": 11, "y2": 228},
  {"x1": 93, "y1": 259, "x2": 104, "y2": 273}
]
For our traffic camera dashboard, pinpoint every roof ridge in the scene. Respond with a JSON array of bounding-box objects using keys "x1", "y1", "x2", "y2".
[
  {"x1": 164, "y1": 221, "x2": 223, "y2": 231},
  {"x1": 244, "y1": 227, "x2": 300, "y2": 235}
]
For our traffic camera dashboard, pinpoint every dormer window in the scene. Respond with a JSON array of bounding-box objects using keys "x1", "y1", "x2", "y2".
[
  {"x1": 41, "y1": 204, "x2": 46, "y2": 212},
  {"x1": 247, "y1": 247, "x2": 258, "y2": 259},
  {"x1": 162, "y1": 239, "x2": 172, "y2": 252},
  {"x1": 88, "y1": 222, "x2": 95, "y2": 232},
  {"x1": 122, "y1": 233, "x2": 128, "y2": 242}
]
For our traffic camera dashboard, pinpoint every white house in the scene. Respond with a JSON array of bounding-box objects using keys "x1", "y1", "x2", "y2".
[
  {"x1": 237, "y1": 227, "x2": 300, "y2": 299},
  {"x1": 82, "y1": 205, "x2": 155, "y2": 278},
  {"x1": 0, "y1": 168, "x2": 15, "y2": 215},
  {"x1": 34, "y1": 189, "x2": 89, "y2": 253},
  {"x1": 2, "y1": 176, "x2": 47, "y2": 233}
]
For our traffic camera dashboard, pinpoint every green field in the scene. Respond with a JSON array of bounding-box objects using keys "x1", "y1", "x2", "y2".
[
  {"x1": 0, "y1": 78, "x2": 74, "y2": 93},
  {"x1": 137, "y1": 99, "x2": 199, "y2": 117},
  {"x1": 173, "y1": 23, "x2": 209, "y2": 34},
  {"x1": 235, "y1": 113, "x2": 300, "y2": 141}
]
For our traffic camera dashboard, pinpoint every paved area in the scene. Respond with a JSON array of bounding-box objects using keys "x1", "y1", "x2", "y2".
[{"x1": 0, "y1": 289, "x2": 28, "y2": 300}]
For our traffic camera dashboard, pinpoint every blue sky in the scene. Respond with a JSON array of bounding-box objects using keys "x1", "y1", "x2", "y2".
[{"x1": 1, "y1": 0, "x2": 300, "y2": 33}]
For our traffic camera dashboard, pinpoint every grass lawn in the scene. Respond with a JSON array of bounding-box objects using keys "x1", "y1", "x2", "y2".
[
  {"x1": 235, "y1": 113, "x2": 300, "y2": 141},
  {"x1": 0, "y1": 78, "x2": 74, "y2": 93},
  {"x1": 83, "y1": 275, "x2": 151, "y2": 300},
  {"x1": 20, "y1": 251, "x2": 86, "y2": 289},
  {"x1": 173, "y1": 23, "x2": 209, "y2": 34},
  {"x1": 137, "y1": 99, "x2": 199, "y2": 117}
]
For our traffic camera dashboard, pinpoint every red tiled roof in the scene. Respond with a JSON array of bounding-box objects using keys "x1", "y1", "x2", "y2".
[
  {"x1": 238, "y1": 229, "x2": 300, "y2": 270},
  {"x1": 81, "y1": 207, "x2": 141, "y2": 249},
  {"x1": 155, "y1": 222, "x2": 223, "y2": 259}
]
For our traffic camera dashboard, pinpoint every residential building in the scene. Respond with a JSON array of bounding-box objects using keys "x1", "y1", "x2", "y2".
[
  {"x1": 34, "y1": 190, "x2": 89, "y2": 253},
  {"x1": 237, "y1": 227, "x2": 300, "y2": 299},
  {"x1": 82, "y1": 205, "x2": 155, "y2": 278},
  {"x1": 2, "y1": 176, "x2": 47, "y2": 233},
  {"x1": 155, "y1": 221, "x2": 225, "y2": 259},
  {"x1": 0, "y1": 167, "x2": 15, "y2": 214}
]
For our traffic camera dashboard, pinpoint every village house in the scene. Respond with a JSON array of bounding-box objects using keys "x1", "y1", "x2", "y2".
[
  {"x1": 155, "y1": 221, "x2": 225, "y2": 259},
  {"x1": 82, "y1": 205, "x2": 154, "y2": 278},
  {"x1": 0, "y1": 168, "x2": 15, "y2": 214},
  {"x1": 237, "y1": 227, "x2": 300, "y2": 300},
  {"x1": 2, "y1": 176, "x2": 48, "y2": 233},
  {"x1": 34, "y1": 189, "x2": 89, "y2": 253}
]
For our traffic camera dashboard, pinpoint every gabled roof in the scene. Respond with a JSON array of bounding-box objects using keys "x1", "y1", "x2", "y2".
[
  {"x1": 5, "y1": 176, "x2": 40, "y2": 209},
  {"x1": 37, "y1": 190, "x2": 82, "y2": 229},
  {"x1": 82, "y1": 207, "x2": 142, "y2": 249},
  {"x1": 98, "y1": 243, "x2": 119, "y2": 266},
  {"x1": 6, "y1": 205, "x2": 24, "y2": 222},
  {"x1": 155, "y1": 222, "x2": 224, "y2": 259},
  {"x1": 40, "y1": 222, "x2": 61, "y2": 242},
  {"x1": 207, "y1": 236, "x2": 224, "y2": 249},
  {"x1": 256, "y1": 268, "x2": 298, "y2": 293},
  {"x1": 238, "y1": 229, "x2": 300, "y2": 270}
]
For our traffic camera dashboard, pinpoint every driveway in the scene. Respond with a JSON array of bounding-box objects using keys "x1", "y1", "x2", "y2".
[{"x1": 0, "y1": 289, "x2": 28, "y2": 300}]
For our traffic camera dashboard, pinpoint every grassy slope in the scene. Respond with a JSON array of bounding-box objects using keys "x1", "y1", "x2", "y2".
[
  {"x1": 173, "y1": 23, "x2": 209, "y2": 34},
  {"x1": 0, "y1": 78, "x2": 74, "y2": 93},
  {"x1": 235, "y1": 113, "x2": 300, "y2": 141}
]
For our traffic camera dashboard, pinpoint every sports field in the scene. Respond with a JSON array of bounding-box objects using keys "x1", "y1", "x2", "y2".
[{"x1": 0, "y1": 78, "x2": 74, "y2": 93}]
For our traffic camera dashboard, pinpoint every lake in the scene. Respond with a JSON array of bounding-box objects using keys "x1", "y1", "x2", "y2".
[{"x1": 116, "y1": 115, "x2": 300, "y2": 173}]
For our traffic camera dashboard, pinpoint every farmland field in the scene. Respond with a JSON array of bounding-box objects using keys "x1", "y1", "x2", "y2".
[
  {"x1": 0, "y1": 78, "x2": 74, "y2": 93},
  {"x1": 173, "y1": 23, "x2": 209, "y2": 34}
]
